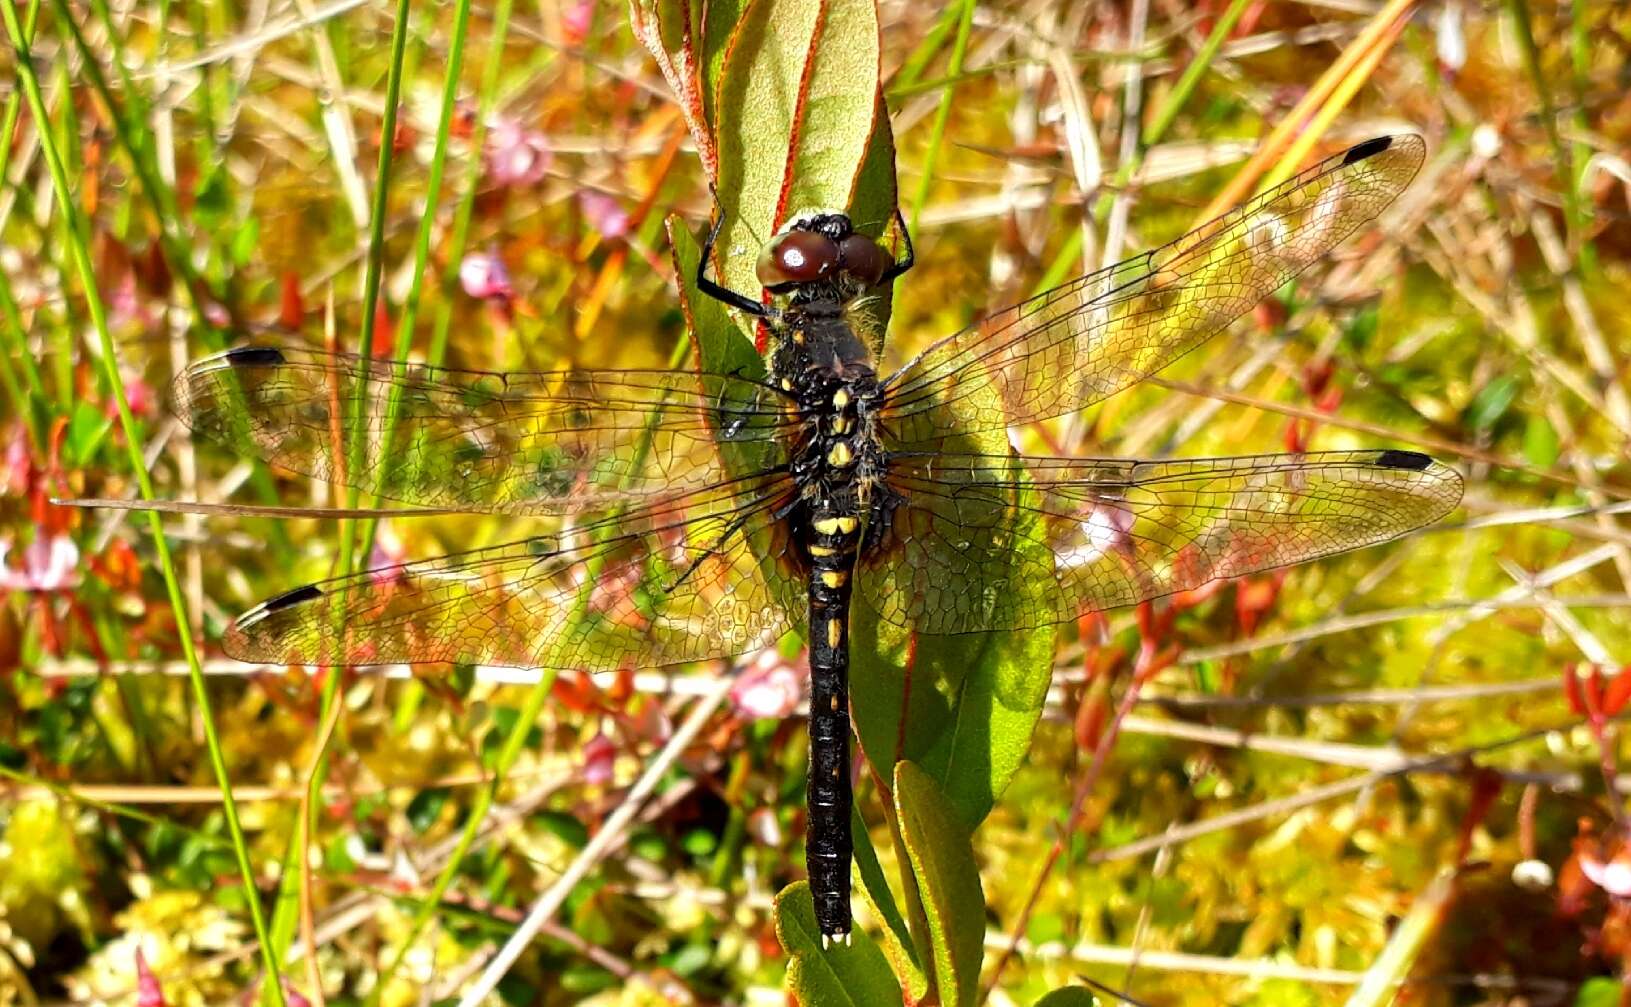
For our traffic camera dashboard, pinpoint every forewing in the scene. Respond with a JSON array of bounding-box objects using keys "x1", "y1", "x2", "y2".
[
  {"x1": 175, "y1": 346, "x2": 794, "y2": 513},
  {"x1": 862, "y1": 449, "x2": 1462, "y2": 634},
  {"x1": 225, "y1": 474, "x2": 803, "y2": 670},
  {"x1": 881, "y1": 135, "x2": 1425, "y2": 446}
]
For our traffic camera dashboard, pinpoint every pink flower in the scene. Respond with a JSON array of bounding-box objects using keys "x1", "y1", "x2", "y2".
[
  {"x1": 135, "y1": 949, "x2": 166, "y2": 1007},
  {"x1": 485, "y1": 119, "x2": 551, "y2": 187},
  {"x1": 1580, "y1": 846, "x2": 1631, "y2": 898},
  {"x1": 561, "y1": 0, "x2": 593, "y2": 45},
  {"x1": 578, "y1": 190, "x2": 629, "y2": 240},
  {"x1": 368, "y1": 522, "x2": 409, "y2": 588},
  {"x1": 459, "y1": 251, "x2": 514, "y2": 302},
  {"x1": 730, "y1": 648, "x2": 803, "y2": 720},
  {"x1": 281, "y1": 980, "x2": 313, "y2": 1007},
  {"x1": 108, "y1": 366, "x2": 156, "y2": 420},
  {"x1": 582, "y1": 732, "x2": 616, "y2": 785},
  {"x1": 0, "y1": 533, "x2": 81, "y2": 591}
]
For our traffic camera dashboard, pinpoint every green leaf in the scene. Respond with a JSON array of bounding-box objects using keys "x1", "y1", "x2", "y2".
[
  {"x1": 852, "y1": 802, "x2": 926, "y2": 999},
  {"x1": 1523, "y1": 413, "x2": 1560, "y2": 468},
  {"x1": 1574, "y1": 977, "x2": 1621, "y2": 1007},
  {"x1": 775, "y1": 881, "x2": 904, "y2": 1007},
  {"x1": 712, "y1": 0, "x2": 884, "y2": 328},
  {"x1": 851, "y1": 497, "x2": 1055, "y2": 830},
  {"x1": 1466, "y1": 373, "x2": 1520, "y2": 432},
  {"x1": 64, "y1": 399, "x2": 112, "y2": 467},
  {"x1": 1035, "y1": 987, "x2": 1102, "y2": 1007},
  {"x1": 847, "y1": 92, "x2": 902, "y2": 353},
  {"x1": 405, "y1": 788, "x2": 450, "y2": 833},
  {"x1": 894, "y1": 761, "x2": 985, "y2": 1007}
]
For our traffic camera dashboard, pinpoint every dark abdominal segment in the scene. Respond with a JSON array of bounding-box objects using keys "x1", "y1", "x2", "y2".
[{"x1": 802, "y1": 506, "x2": 860, "y2": 941}]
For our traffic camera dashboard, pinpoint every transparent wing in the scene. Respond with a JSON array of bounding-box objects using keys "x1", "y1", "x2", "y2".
[
  {"x1": 880, "y1": 135, "x2": 1425, "y2": 446},
  {"x1": 175, "y1": 346, "x2": 794, "y2": 514},
  {"x1": 224, "y1": 473, "x2": 804, "y2": 669},
  {"x1": 861, "y1": 449, "x2": 1462, "y2": 634}
]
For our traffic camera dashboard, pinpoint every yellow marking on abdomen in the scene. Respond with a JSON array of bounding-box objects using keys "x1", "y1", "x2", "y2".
[
  {"x1": 813, "y1": 516, "x2": 841, "y2": 535},
  {"x1": 827, "y1": 620, "x2": 842, "y2": 647},
  {"x1": 820, "y1": 570, "x2": 848, "y2": 588},
  {"x1": 828, "y1": 441, "x2": 853, "y2": 467},
  {"x1": 832, "y1": 389, "x2": 850, "y2": 408},
  {"x1": 835, "y1": 515, "x2": 858, "y2": 534}
]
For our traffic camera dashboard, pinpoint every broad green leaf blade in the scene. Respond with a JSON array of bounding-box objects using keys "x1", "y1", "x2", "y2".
[
  {"x1": 852, "y1": 803, "x2": 927, "y2": 999},
  {"x1": 780, "y1": 0, "x2": 882, "y2": 218},
  {"x1": 851, "y1": 611, "x2": 1054, "y2": 830},
  {"x1": 713, "y1": 0, "x2": 885, "y2": 323},
  {"x1": 776, "y1": 881, "x2": 904, "y2": 1007},
  {"x1": 847, "y1": 89, "x2": 901, "y2": 355},
  {"x1": 851, "y1": 424, "x2": 1055, "y2": 830},
  {"x1": 852, "y1": 343, "x2": 1054, "y2": 830},
  {"x1": 894, "y1": 761, "x2": 985, "y2": 1007},
  {"x1": 1035, "y1": 987, "x2": 1102, "y2": 1007}
]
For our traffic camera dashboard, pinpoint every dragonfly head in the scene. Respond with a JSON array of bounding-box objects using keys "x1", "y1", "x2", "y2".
[{"x1": 756, "y1": 211, "x2": 894, "y2": 305}]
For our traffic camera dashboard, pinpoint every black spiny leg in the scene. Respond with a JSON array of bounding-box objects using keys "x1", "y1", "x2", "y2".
[{"x1": 698, "y1": 209, "x2": 772, "y2": 318}]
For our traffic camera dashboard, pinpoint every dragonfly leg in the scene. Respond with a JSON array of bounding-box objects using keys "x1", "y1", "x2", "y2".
[
  {"x1": 877, "y1": 205, "x2": 915, "y2": 284},
  {"x1": 698, "y1": 210, "x2": 772, "y2": 318}
]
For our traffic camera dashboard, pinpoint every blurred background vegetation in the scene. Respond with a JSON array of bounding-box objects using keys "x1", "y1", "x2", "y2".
[{"x1": 2, "y1": 0, "x2": 1631, "y2": 1004}]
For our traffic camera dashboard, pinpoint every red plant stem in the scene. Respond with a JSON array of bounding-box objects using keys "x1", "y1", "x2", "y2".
[{"x1": 1589, "y1": 718, "x2": 1627, "y2": 828}]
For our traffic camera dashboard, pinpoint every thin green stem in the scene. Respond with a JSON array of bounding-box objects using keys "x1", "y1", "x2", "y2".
[
  {"x1": 1568, "y1": 0, "x2": 1596, "y2": 275},
  {"x1": 54, "y1": 0, "x2": 225, "y2": 321},
  {"x1": 1143, "y1": 0, "x2": 1250, "y2": 148},
  {"x1": 0, "y1": 3, "x2": 285, "y2": 1002},
  {"x1": 1506, "y1": 0, "x2": 1584, "y2": 259},
  {"x1": 427, "y1": 0, "x2": 516, "y2": 366},
  {"x1": 356, "y1": 0, "x2": 474, "y2": 566},
  {"x1": 337, "y1": 0, "x2": 413, "y2": 571},
  {"x1": 905, "y1": 0, "x2": 975, "y2": 237},
  {"x1": 0, "y1": 0, "x2": 41, "y2": 450}
]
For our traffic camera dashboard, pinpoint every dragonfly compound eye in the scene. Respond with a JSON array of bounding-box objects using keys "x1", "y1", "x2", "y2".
[
  {"x1": 757, "y1": 230, "x2": 839, "y2": 288},
  {"x1": 838, "y1": 234, "x2": 891, "y2": 286}
]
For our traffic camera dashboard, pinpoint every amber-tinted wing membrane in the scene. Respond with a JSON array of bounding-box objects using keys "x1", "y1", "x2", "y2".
[
  {"x1": 226, "y1": 474, "x2": 803, "y2": 669},
  {"x1": 175, "y1": 347, "x2": 794, "y2": 513},
  {"x1": 862, "y1": 449, "x2": 1462, "y2": 634},
  {"x1": 880, "y1": 135, "x2": 1426, "y2": 446}
]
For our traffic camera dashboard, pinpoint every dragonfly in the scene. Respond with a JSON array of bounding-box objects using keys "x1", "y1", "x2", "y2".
[{"x1": 156, "y1": 133, "x2": 1460, "y2": 945}]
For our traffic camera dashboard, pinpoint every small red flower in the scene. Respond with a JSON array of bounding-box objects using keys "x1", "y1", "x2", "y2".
[{"x1": 1565, "y1": 663, "x2": 1631, "y2": 724}]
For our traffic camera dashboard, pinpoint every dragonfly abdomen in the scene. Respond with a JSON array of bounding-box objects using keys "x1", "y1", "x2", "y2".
[{"x1": 803, "y1": 505, "x2": 861, "y2": 943}]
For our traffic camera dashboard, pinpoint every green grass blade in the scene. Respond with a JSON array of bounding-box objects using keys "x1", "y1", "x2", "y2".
[{"x1": 0, "y1": 3, "x2": 286, "y2": 1002}]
